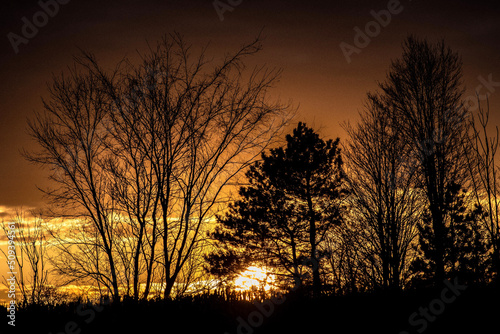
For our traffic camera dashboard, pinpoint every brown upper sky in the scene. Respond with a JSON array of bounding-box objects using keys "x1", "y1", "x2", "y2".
[{"x1": 0, "y1": 0, "x2": 499, "y2": 211}]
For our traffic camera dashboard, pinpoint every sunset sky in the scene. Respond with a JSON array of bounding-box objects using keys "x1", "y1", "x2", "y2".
[{"x1": 0, "y1": 0, "x2": 499, "y2": 212}]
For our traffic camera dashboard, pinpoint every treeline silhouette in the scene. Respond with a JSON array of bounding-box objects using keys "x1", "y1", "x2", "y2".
[
  {"x1": 207, "y1": 37, "x2": 498, "y2": 296},
  {"x1": 2, "y1": 34, "x2": 500, "y2": 333}
]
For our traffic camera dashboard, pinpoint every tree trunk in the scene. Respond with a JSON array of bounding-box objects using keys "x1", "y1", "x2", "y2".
[
  {"x1": 306, "y1": 180, "x2": 321, "y2": 297},
  {"x1": 133, "y1": 222, "x2": 145, "y2": 300}
]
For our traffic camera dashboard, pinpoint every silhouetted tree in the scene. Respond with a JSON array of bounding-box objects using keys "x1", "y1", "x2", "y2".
[
  {"x1": 378, "y1": 36, "x2": 469, "y2": 284},
  {"x1": 207, "y1": 123, "x2": 346, "y2": 296},
  {"x1": 464, "y1": 98, "x2": 500, "y2": 283},
  {"x1": 323, "y1": 223, "x2": 366, "y2": 294},
  {"x1": 410, "y1": 182, "x2": 489, "y2": 286},
  {"x1": 342, "y1": 94, "x2": 421, "y2": 292},
  {"x1": 1, "y1": 210, "x2": 50, "y2": 306},
  {"x1": 27, "y1": 62, "x2": 123, "y2": 300},
  {"x1": 26, "y1": 33, "x2": 292, "y2": 300}
]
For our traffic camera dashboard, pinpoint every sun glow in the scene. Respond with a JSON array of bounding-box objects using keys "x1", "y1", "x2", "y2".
[{"x1": 234, "y1": 266, "x2": 275, "y2": 292}]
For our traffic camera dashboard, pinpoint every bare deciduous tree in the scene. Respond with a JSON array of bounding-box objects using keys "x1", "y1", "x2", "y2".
[
  {"x1": 1, "y1": 210, "x2": 50, "y2": 306},
  {"x1": 464, "y1": 97, "x2": 500, "y2": 282},
  {"x1": 342, "y1": 94, "x2": 421, "y2": 291},
  {"x1": 26, "y1": 33, "x2": 292, "y2": 300},
  {"x1": 26, "y1": 63, "x2": 123, "y2": 300},
  {"x1": 378, "y1": 36, "x2": 469, "y2": 283}
]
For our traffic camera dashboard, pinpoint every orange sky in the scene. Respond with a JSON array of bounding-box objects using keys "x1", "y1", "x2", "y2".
[{"x1": 0, "y1": 0, "x2": 499, "y2": 211}]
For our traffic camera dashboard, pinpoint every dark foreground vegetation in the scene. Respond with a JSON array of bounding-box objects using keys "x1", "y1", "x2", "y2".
[{"x1": 2, "y1": 284, "x2": 499, "y2": 334}]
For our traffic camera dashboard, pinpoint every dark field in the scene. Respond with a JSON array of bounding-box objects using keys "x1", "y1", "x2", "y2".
[{"x1": 3, "y1": 285, "x2": 499, "y2": 334}]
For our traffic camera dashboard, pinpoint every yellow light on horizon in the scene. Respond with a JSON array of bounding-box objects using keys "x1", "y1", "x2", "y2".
[{"x1": 234, "y1": 266, "x2": 275, "y2": 292}]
